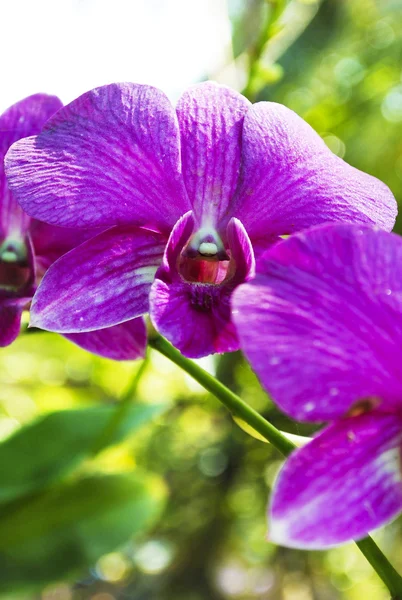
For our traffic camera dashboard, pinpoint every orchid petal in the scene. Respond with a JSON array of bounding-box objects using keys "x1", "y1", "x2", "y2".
[
  {"x1": 0, "y1": 94, "x2": 62, "y2": 238},
  {"x1": 269, "y1": 412, "x2": 402, "y2": 549},
  {"x1": 0, "y1": 93, "x2": 62, "y2": 135},
  {"x1": 150, "y1": 278, "x2": 239, "y2": 358},
  {"x1": 30, "y1": 220, "x2": 102, "y2": 275},
  {"x1": 226, "y1": 217, "x2": 255, "y2": 283},
  {"x1": 30, "y1": 226, "x2": 166, "y2": 333},
  {"x1": 6, "y1": 84, "x2": 190, "y2": 234},
  {"x1": 228, "y1": 103, "x2": 396, "y2": 238},
  {"x1": 176, "y1": 82, "x2": 250, "y2": 227},
  {"x1": 233, "y1": 224, "x2": 402, "y2": 421},
  {"x1": 0, "y1": 298, "x2": 30, "y2": 346},
  {"x1": 64, "y1": 317, "x2": 146, "y2": 360}
]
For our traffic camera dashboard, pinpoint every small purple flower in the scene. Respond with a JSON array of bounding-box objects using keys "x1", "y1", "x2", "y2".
[
  {"x1": 0, "y1": 94, "x2": 146, "y2": 360},
  {"x1": 233, "y1": 223, "x2": 402, "y2": 548},
  {"x1": 5, "y1": 82, "x2": 397, "y2": 358}
]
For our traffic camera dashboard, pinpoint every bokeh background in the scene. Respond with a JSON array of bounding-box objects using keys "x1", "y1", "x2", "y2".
[{"x1": 2, "y1": 0, "x2": 402, "y2": 599}]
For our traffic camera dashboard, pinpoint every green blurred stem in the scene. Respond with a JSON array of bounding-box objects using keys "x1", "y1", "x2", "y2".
[
  {"x1": 242, "y1": 0, "x2": 286, "y2": 100},
  {"x1": 90, "y1": 354, "x2": 149, "y2": 455},
  {"x1": 149, "y1": 335, "x2": 297, "y2": 456},
  {"x1": 149, "y1": 334, "x2": 295, "y2": 456},
  {"x1": 356, "y1": 537, "x2": 402, "y2": 599},
  {"x1": 149, "y1": 334, "x2": 402, "y2": 598}
]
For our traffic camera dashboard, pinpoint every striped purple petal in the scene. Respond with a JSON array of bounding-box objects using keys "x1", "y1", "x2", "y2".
[
  {"x1": 177, "y1": 82, "x2": 250, "y2": 227},
  {"x1": 233, "y1": 224, "x2": 402, "y2": 421},
  {"x1": 269, "y1": 411, "x2": 402, "y2": 548},
  {"x1": 227, "y1": 103, "x2": 397, "y2": 239},
  {"x1": 5, "y1": 84, "x2": 190, "y2": 235},
  {"x1": 30, "y1": 226, "x2": 166, "y2": 333}
]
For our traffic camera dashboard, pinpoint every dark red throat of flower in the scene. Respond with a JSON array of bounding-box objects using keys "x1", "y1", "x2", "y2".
[
  {"x1": 178, "y1": 255, "x2": 232, "y2": 285},
  {"x1": 0, "y1": 260, "x2": 31, "y2": 292}
]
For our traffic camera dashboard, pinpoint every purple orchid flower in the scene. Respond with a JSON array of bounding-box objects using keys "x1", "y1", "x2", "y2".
[
  {"x1": 5, "y1": 82, "x2": 397, "y2": 358},
  {"x1": 233, "y1": 223, "x2": 402, "y2": 548},
  {"x1": 0, "y1": 94, "x2": 146, "y2": 360}
]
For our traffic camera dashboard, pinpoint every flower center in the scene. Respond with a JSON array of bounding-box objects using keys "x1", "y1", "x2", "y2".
[
  {"x1": 178, "y1": 227, "x2": 233, "y2": 285},
  {"x1": 0, "y1": 237, "x2": 31, "y2": 292}
]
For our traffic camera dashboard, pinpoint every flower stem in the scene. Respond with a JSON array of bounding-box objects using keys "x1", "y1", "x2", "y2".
[
  {"x1": 148, "y1": 334, "x2": 402, "y2": 599},
  {"x1": 149, "y1": 334, "x2": 295, "y2": 456},
  {"x1": 356, "y1": 537, "x2": 402, "y2": 599}
]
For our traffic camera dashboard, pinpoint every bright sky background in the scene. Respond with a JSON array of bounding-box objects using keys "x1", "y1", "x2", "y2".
[{"x1": 1, "y1": 0, "x2": 232, "y2": 113}]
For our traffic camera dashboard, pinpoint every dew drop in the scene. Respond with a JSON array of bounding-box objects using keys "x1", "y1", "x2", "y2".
[{"x1": 269, "y1": 357, "x2": 281, "y2": 365}]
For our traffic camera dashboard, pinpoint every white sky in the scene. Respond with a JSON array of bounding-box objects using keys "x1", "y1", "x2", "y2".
[{"x1": 1, "y1": 0, "x2": 233, "y2": 112}]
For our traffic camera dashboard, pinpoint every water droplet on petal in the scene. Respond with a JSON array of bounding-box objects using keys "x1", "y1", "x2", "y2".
[{"x1": 269, "y1": 357, "x2": 281, "y2": 365}]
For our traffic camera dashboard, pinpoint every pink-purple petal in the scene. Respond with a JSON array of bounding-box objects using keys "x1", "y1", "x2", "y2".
[
  {"x1": 228, "y1": 102, "x2": 397, "y2": 238},
  {"x1": 233, "y1": 224, "x2": 402, "y2": 422},
  {"x1": 30, "y1": 226, "x2": 166, "y2": 333},
  {"x1": 269, "y1": 412, "x2": 402, "y2": 549},
  {"x1": 64, "y1": 317, "x2": 147, "y2": 360},
  {"x1": 176, "y1": 82, "x2": 250, "y2": 227},
  {"x1": 226, "y1": 217, "x2": 255, "y2": 283},
  {"x1": 30, "y1": 220, "x2": 102, "y2": 275},
  {"x1": 0, "y1": 94, "x2": 62, "y2": 238},
  {"x1": 5, "y1": 84, "x2": 190, "y2": 234},
  {"x1": 0, "y1": 93, "x2": 62, "y2": 135},
  {"x1": 150, "y1": 277, "x2": 239, "y2": 358},
  {"x1": 0, "y1": 299, "x2": 30, "y2": 346}
]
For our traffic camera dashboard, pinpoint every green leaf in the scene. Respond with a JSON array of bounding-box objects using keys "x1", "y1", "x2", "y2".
[
  {"x1": 0, "y1": 403, "x2": 167, "y2": 504},
  {"x1": 0, "y1": 471, "x2": 166, "y2": 592}
]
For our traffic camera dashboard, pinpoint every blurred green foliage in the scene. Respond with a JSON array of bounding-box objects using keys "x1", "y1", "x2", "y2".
[{"x1": 2, "y1": 0, "x2": 402, "y2": 598}]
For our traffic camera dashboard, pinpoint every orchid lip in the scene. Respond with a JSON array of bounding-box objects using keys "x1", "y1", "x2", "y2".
[{"x1": 178, "y1": 226, "x2": 234, "y2": 285}]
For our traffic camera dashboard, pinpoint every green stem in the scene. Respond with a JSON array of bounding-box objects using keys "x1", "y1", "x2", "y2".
[
  {"x1": 242, "y1": 0, "x2": 286, "y2": 101},
  {"x1": 91, "y1": 354, "x2": 149, "y2": 455},
  {"x1": 149, "y1": 334, "x2": 402, "y2": 599},
  {"x1": 149, "y1": 334, "x2": 295, "y2": 456},
  {"x1": 356, "y1": 537, "x2": 402, "y2": 599}
]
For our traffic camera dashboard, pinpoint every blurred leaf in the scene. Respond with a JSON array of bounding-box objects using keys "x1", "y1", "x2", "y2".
[
  {"x1": 0, "y1": 471, "x2": 167, "y2": 591},
  {"x1": 0, "y1": 403, "x2": 167, "y2": 504},
  {"x1": 229, "y1": 0, "x2": 264, "y2": 57}
]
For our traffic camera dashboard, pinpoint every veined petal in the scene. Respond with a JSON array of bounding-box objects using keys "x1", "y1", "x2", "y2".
[
  {"x1": 0, "y1": 94, "x2": 62, "y2": 238},
  {"x1": 64, "y1": 317, "x2": 146, "y2": 360},
  {"x1": 150, "y1": 215, "x2": 254, "y2": 358},
  {"x1": 233, "y1": 224, "x2": 402, "y2": 421},
  {"x1": 177, "y1": 82, "x2": 250, "y2": 227},
  {"x1": 226, "y1": 217, "x2": 255, "y2": 283},
  {"x1": 150, "y1": 278, "x2": 239, "y2": 358},
  {"x1": 30, "y1": 220, "x2": 102, "y2": 275},
  {"x1": 0, "y1": 297, "x2": 31, "y2": 346},
  {"x1": 6, "y1": 83, "x2": 190, "y2": 234},
  {"x1": 0, "y1": 93, "x2": 62, "y2": 135},
  {"x1": 269, "y1": 412, "x2": 402, "y2": 549},
  {"x1": 30, "y1": 226, "x2": 166, "y2": 333},
  {"x1": 228, "y1": 102, "x2": 396, "y2": 238}
]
